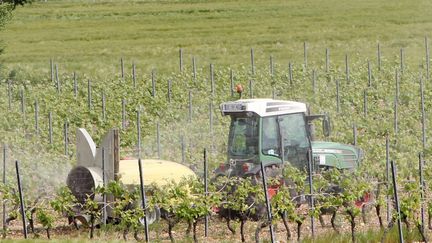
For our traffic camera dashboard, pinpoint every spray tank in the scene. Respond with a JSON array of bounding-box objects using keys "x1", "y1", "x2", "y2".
[{"x1": 66, "y1": 128, "x2": 196, "y2": 225}]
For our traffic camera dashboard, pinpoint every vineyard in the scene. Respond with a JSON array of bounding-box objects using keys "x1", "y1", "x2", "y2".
[
  {"x1": 0, "y1": 0, "x2": 432, "y2": 242},
  {"x1": 0, "y1": 37, "x2": 431, "y2": 242}
]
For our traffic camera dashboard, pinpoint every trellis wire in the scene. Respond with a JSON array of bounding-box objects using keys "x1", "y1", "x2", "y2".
[
  {"x1": 15, "y1": 160, "x2": 27, "y2": 239},
  {"x1": 390, "y1": 160, "x2": 404, "y2": 243}
]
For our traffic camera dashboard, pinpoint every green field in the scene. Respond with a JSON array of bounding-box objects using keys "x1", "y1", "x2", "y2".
[
  {"x1": 2, "y1": 0, "x2": 432, "y2": 74},
  {"x1": 1, "y1": 1, "x2": 432, "y2": 243}
]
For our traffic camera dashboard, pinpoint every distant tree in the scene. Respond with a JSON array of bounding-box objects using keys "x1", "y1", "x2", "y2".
[{"x1": 0, "y1": 0, "x2": 31, "y2": 55}]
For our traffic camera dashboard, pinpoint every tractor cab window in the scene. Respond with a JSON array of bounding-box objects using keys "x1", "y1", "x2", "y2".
[
  {"x1": 279, "y1": 113, "x2": 310, "y2": 170},
  {"x1": 228, "y1": 116, "x2": 259, "y2": 157},
  {"x1": 262, "y1": 116, "x2": 281, "y2": 157}
]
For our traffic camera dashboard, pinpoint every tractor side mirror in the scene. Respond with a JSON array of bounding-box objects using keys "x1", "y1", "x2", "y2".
[{"x1": 322, "y1": 115, "x2": 331, "y2": 137}]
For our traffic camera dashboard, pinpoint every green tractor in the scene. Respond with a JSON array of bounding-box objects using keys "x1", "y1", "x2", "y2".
[{"x1": 215, "y1": 99, "x2": 363, "y2": 178}]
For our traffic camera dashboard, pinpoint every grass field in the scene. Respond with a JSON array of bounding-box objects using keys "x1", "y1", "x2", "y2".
[{"x1": 2, "y1": 0, "x2": 432, "y2": 74}]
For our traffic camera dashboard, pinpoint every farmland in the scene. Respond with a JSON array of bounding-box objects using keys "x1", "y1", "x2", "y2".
[{"x1": 1, "y1": 0, "x2": 432, "y2": 242}]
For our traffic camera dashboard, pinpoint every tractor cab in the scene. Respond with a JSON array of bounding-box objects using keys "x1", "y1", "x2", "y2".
[
  {"x1": 217, "y1": 99, "x2": 322, "y2": 177},
  {"x1": 216, "y1": 99, "x2": 361, "y2": 178}
]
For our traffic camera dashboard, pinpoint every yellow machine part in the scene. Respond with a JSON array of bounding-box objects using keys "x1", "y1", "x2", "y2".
[{"x1": 118, "y1": 159, "x2": 196, "y2": 186}]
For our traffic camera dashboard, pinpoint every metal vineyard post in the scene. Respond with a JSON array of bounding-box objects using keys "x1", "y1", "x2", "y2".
[
  {"x1": 289, "y1": 62, "x2": 293, "y2": 85},
  {"x1": 210, "y1": 64, "x2": 214, "y2": 96},
  {"x1": 390, "y1": 160, "x2": 404, "y2": 243},
  {"x1": 345, "y1": 54, "x2": 350, "y2": 83},
  {"x1": 325, "y1": 48, "x2": 330, "y2": 73},
  {"x1": 230, "y1": 69, "x2": 234, "y2": 97},
  {"x1": 34, "y1": 99, "x2": 39, "y2": 135},
  {"x1": 204, "y1": 149, "x2": 209, "y2": 237},
  {"x1": 132, "y1": 62, "x2": 136, "y2": 88},
  {"x1": 377, "y1": 43, "x2": 382, "y2": 71},
  {"x1": 15, "y1": 160, "x2": 27, "y2": 239},
  {"x1": 336, "y1": 79, "x2": 340, "y2": 113},
  {"x1": 49, "y1": 112, "x2": 53, "y2": 144},
  {"x1": 138, "y1": 158, "x2": 149, "y2": 242},
  {"x1": 260, "y1": 161, "x2": 275, "y2": 243},
  {"x1": 400, "y1": 48, "x2": 404, "y2": 73},
  {"x1": 251, "y1": 48, "x2": 255, "y2": 75},
  {"x1": 307, "y1": 149, "x2": 315, "y2": 238},
  {"x1": 55, "y1": 64, "x2": 60, "y2": 93},
  {"x1": 64, "y1": 120, "x2": 68, "y2": 156},
  {"x1": 73, "y1": 72, "x2": 77, "y2": 98},
  {"x1": 419, "y1": 152, "x2": 425, "y2": 235},
  {"x1": 385, "y1": 135, "x2": 391, "y2": 223},
  {"x1": 368, "y1": 60, "x2": 372, "y2": 87},
  {"x1": 121, "y1": 57, "x2": 124, "y2": 79},
  {"x1": 192, "y1": 56, "x2": 197, "y2": 80},
  {"x1": 101, "y1": 147, "x2": 106, "y2": 225},
  {"x1": 420, "y1": 76, "x2": 426, "y2": 149},
  {"x1": 167, "y1": 79, "x2": 172, "y2": 103},
  {"x1": 270, "y1": 55, "x2": 274, "y2": 78},
  {"x1": 87, "y1": 79, "x2": 92, "y2": 110},
  {"x1": 102, "y1": 92, "x2": 106, "y2": 122},
  {"x1": 152, "y1": 69, "x2": 156, "y2": 98},
  {"x1": 137, "y1": 109, "x2": 141, "y2": 157},
  {"x1": 304, "y1": 42, "x2": 308, "y2": 71},
  {"x1": 426, "y1": 36, "x2": 430, "y2": 80},
  {"x1": 2, "y1": 145, "x2": 6, "y2": 238},
  {"x1": 156, "y1": 122, "x2": 161, "y2": 159},
  {"x1": 121, "y1": 99, "x2": 126, "y2": 130},
  {"x1": 249, "y1": 79, "x2": 253, "y2": 98},
  {"x1": 179, "y1": 48, "x2": 183, "y2": 72}
]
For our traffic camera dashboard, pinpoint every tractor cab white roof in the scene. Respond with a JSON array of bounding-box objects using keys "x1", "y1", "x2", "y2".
[{"x1": 220, "y1": 99, "x2": 307, "y2": 117}]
